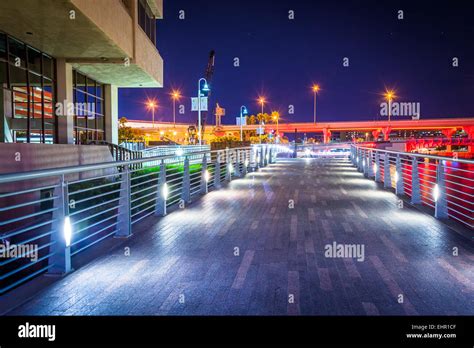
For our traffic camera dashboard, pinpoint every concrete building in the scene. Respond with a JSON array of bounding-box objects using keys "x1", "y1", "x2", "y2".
[{"x1": 0, "y1": 0, "x2": 163, "y2": 146}]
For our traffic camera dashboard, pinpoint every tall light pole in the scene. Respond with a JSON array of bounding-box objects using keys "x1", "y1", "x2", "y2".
[
  {"x1": 312, "y1": 84, "x2": 320, "y2": 124},
  {"x1": 240, "y1": 105, "x2": 248, "y2": 142},
  {"x1": 146, "y1": 99, "x2": 158, "y2": 128},
  {"x1": 198, "y1": 78, "x2": 210, "y2": 145},
  {"x1": 257, "y1": 96, "x2": 266, "y2": 144},
  {"x1": 273, "y1": 113, "x2": 279, "y2": 143},
  {"x1": 384, "y1": 89, "x2": 396, "y2": 123},
  {"x1": 171, "y1": 90, "x2": 181, "y2": 128}
]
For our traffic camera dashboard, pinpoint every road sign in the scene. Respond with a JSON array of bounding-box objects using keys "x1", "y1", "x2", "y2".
[{"x1": 191, "y1": 97, "x2": 208, "y2": 111}]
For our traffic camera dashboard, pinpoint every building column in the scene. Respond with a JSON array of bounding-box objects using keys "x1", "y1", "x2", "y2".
[
  {"x1": 104, "y1": 84, "x2": 118, "y2": 145},
  {"x1": 56, "y1": 59, "x2": 74, "y2": 144},
  {"x1": 382, "y1": 127, "x2": 391, "y2": 141}
]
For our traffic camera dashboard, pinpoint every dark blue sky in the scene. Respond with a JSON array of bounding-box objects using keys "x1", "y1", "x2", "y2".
[{"x1": 119, "y1": 0, "x2": 474, "y2": 125}]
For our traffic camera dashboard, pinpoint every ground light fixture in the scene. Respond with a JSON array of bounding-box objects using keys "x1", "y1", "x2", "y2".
[
  {"x1": 228, "y1": 163, "x2": 234, "y2": 174},
  {"x1": 373, "y1": 163, "x2": 378, "y2": 173},
  {"x1": 204, "y1": 170, "x2": 210, "y2": 182},
  {"x1": 162, "y1": 183, "x2": 169, "y2": 200},
  {"x1": 394, "y1": 171, "x2": 399, "y2": 183},
  {"x1": 63, "y1": 216, "x2": 72, "y2": 248},
  {"x1": 433, "y1": 184, "x2": 440, "y2": 202},
  {"x1": 244, "y1": 159, "x2": 249, "y2": 167}
]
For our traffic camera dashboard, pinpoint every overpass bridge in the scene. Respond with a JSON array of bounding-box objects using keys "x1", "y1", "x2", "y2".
[
  {"x1": 126, "y1": 118, "x2": 474, "y2": 144},
  {"x1": 1, "y1": 144, "x2": 473, "y2": 315}
]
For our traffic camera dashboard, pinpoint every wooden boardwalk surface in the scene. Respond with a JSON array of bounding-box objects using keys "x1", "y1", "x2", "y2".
[{"x1": 9, "y1": 158, "x2": 474, "y2": 315}]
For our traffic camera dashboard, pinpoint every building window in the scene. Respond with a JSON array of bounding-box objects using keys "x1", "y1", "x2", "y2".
[
  {"x1": 138, "y1": 0, "x2": 156, "y2": 45},
  {"x1": 0, "y1": 31, "x2": 56, "y2": 143},
  {"x1": 73, "y1": 70, "x2": 105, "y2": 145}
]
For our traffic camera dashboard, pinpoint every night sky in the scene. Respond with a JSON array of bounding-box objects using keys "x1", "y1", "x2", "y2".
[{"x1": 118, "y1": 0, "x2": 474, "y2": 125}]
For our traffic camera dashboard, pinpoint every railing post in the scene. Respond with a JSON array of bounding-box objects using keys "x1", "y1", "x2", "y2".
[
  {"x1": 367, "y1": 150, "x2": 375, "y2": 178},
  {"x1": 234, "y1": 150, "x2": 242, "y2": 177},
  {"x1": 200, "y1": 153, "x2": 208, "y2": 194},
  {"x1": 268, "y1": 146, "x2": 273, "y2": 164},
  {"x1": 226, "y1": 149, "x2": 233, "y2": 181},
  {"x1": 411, "y1": 157, "x2": 421, "y2": 204},
  {"x1": 48, "y1": 175, "x2": 72, "y2": 275},
  {"x1": 375, "y1": 152, "x2": 381, "y2": 182},
  {"x1": 395, "y1": 155, "x2": 404, "y2": 195},
  {"x1": 182, "y1": 156, "x2": 191, "y2": 203},
  {"x1": 263, "y1": 145, "x2": 268, "y2": 166},
  {"x1": 259, "y1": 147, "x2": 264, "y2": 167},
  {"x1": 242, "y1": 149, "x2": 248, "y2": 176},
  {"x1": 363, "y1": 150, "x2": 369, "y2": 176},
  {"x1": 214, "y1": 151, "x2": 222, "y2": 189},
  {"x1": 384, "y1": 153, "x2": 391, "y2": 188},
  {"x1": 116, "y1": 164, "x2": 132, "y2": 238},
  {"x1": 435, "y1": 161, "x2": 448, "y2": 219},
  {"x1": 357, "y1": 149, "x2": 363, "y2": 172},
  {"x1": 155, "y1": 159, "x2": 167, "y2": 216}
]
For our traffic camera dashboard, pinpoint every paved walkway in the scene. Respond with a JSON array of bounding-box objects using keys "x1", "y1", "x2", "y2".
[{"x1": 9, "y1": 158, "x2": 474, "y2": 315}]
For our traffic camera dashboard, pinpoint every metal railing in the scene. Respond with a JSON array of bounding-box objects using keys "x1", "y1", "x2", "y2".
[
  {"x1": 350, "y1": 145, "x2": 474, "y2": 229},
  {"x1": 0, "y1": 144, "x2": 281, "y2": 295}
]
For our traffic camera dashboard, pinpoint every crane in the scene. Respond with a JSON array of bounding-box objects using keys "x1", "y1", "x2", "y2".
[{"x1": 201, "y1": 50, "x2": 215, "y2": 134}]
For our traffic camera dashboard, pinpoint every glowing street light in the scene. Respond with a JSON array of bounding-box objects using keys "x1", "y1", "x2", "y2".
[
  {"x1": 170, "y1": 89, "x2": 181, "y2": 127},
  {"x1": 312, "y1": 84, "x2": 320, "y2": 123},
  {"x1": 240, "y1": 105, "x2": 248, "y2": 141},
  {"x1": 272, "y1": 111, "x2": 280, "y2": 141},
  {"x1": 257, "y1": 96, "x2": 266, "y2": 114},
  {"x1": 146, "y1": 99, "x2": 158, "y2": 128},
  {"x1": 383, "y1": 89, "x2": 396, "y2": 123},
  {"x1": 257, "y1": 96, "x2": 267, "y2": 144}
]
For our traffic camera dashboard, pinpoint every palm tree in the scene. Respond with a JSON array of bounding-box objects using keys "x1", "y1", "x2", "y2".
[
  {"x1": 248, "y1": 115, "x2": 257, "y2": 125},
  {"x1": 256, "y1": 113, "x2": 265, "y2": 124}
]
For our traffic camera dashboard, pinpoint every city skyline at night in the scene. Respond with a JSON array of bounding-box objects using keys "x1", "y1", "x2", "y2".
[{"x1": 119, "y1": 0, "x2": 474, "y2": 125}]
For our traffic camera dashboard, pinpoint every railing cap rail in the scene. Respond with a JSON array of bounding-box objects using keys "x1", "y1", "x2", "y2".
[
  {"x1": 0, "y1": 146, "x2": 256, "y2": 184},
  {"x1": 352, "y1": 144, "x2": 474, "y2": 164}
]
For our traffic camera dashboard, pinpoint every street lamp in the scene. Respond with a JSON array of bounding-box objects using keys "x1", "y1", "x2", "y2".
[
  {"x1": 146, "y1": 99, "x2": 158, "y2": 128},
  {"x1": 171, "y1": 90, "x2": 181, "y2": 128},
  {"x1": 198, "y1": 78, "x2": 210, "y2": 145},
  {"x1": 240, "y1": 105, "x2": 248, "y2": 142},
  {"x1": 272, "y1": 113, "x2": 279, "y2": 141},
  {"x1": 257, "y1": 96, "x2": 266, "y2": 144},
  {"x1": 312, "y1": 84, "x2": 320, "y2": 124},
  {"x1": 384, "y1": 89, "x2": 396, "y2": 123},
  {"x1": 258, "y1": 96, "x2": 266, "y2": 114}
]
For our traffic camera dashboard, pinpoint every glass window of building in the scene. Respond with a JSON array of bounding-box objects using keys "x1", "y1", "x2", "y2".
[
  {"x1": 138, "y1": 0, "x2": 156, "y2": 45},
  {"x1": 0, "y1": 32, "x2": 56, "y2": 143},
  {"x1": 73, "y1": 70, "x2": 105, "y2": 144}
]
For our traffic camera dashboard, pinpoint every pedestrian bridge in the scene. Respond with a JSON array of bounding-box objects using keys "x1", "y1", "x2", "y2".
[{"x1": 1, "y1": 144, "x2": 473, "y2": 315}]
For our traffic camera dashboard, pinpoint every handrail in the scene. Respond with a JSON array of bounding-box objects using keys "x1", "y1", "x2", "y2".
[
  {"x1": 0, "y1": 144, "x2": 282, "y2": 295},
  {"x1": 0, "y1": 146, "x2": 257, "y2": 184},
  {"x1": 354, "y1": 145, "x2": 474, "y2": 164}
]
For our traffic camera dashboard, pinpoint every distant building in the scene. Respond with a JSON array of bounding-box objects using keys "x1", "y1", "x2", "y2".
[{"x1": 0, "y1": 0, "x2": 163, "y2": 145}]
